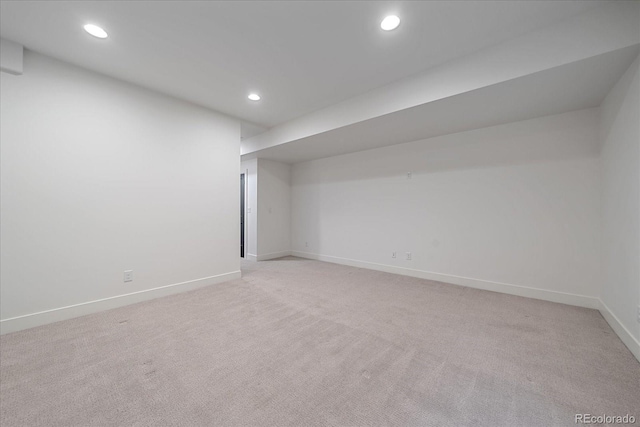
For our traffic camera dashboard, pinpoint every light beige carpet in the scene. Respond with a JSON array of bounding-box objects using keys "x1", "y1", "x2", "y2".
[{"x1": 1, "y1": 257, "x2": 638, "y2": 426}]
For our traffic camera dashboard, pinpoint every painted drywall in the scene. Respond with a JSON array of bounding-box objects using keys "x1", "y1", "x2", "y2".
[
  {"x1": 243, "y1": 1, "x2": 640, "y2": 156},
  {"x1": 0, "y1": 38, "x2": 23, "y2": 75},
  {"x1": 256, "y1": 159, "x2": 291, "y2": 260},
  {"x1": 599, "y1": 55, "x2": 640, "y2": 345},
  {"x1": 241, "y1": 159, "x2": 258, "y2": 260},
  {"x1": 291, "y1": 109, "x2": 602, "y2": 307},
  {"x1": 0, "y1": 51, "x2": 241, "y2": 332}
]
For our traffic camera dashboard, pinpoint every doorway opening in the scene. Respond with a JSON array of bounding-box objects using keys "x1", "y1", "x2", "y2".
[{"x1": 240, "y1": 173, "x2": 245, "y2": 258}]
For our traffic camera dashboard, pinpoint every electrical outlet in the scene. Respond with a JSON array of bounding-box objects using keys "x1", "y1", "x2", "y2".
[
  {"x1": 392, "y1": 252, "x2": 396, "y2": 258},
  {"x1": 406, "y1": 252, "x2": 412, "y2": 261},
  {"x1": 124, "y1": 270, "x2": 133, "y2": 282},
  {"x1": 637, "y1": 305, "x2": 640, "y2": 324},
  {"x1": 407, "y1": 172, "x2": 412, "y2": 180},
  {"x1": 305, "y1": 241, "x2": 308, "y2": 248}
]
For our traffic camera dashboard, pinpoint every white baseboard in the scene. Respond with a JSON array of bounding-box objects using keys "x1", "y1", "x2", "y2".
[
  {"x1": 257, "y1": 250, "x2": 292, "y2": 261},
  {"x1": 598, "y1": 300, "x2": 640, "y2": 363},
  {"x1": 0, "y1": 271, "x2": 241, "y2": 335},
  {"x1": 291, "y1": 251, "x2": 600, "y2": 309},
  {"x1": 244, "y1": 251, "x2": 292, "y2": 261}
]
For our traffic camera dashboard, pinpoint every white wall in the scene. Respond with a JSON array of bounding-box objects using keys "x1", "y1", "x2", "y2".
[
  {"x1": 599, "y1": 55, "x2": 640, "y2": 352},
  {"x1": 256, "y1": 159, "x2": 291, "y2": 260},
  {"x1": 291, "y1": 109, "x2": 602, "y2": 307},
  {"x1": 0, "y1": 38, "x2": 23, "y2": 75},
  {"x1": 0, "y1": 51, "x2": 241, "y2": 333}
]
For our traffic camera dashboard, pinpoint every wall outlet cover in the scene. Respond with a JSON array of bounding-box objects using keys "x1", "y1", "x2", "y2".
[{"x1": 124, "y1": 270, "x2": 133, "y2": 282}]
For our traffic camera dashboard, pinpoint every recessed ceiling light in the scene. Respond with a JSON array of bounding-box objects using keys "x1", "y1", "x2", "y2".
[
  {"x1": 248, "y1": 93, "x2": 261, "y2": 101},
  {"x1": 380, "y1": 15, "x2": 400, "y2": 31},
  {"x1": 84, "y1": 24, "x2": 108, "y2": 39}
]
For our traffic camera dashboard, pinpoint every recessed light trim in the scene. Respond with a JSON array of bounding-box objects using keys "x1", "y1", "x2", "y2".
[
  {"x1": 248, "y1": 93, "x2": 261, "y2": 101},
  {"x1": 380, "y1": 15, "x2": 400, "y2": 31},
  {"x1": 84, "y1": 24, "x2": 108, "y2": 39}
]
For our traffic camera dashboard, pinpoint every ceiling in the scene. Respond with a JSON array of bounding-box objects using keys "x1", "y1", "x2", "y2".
[
  {"x1": 245, "y1": 45, "x2": 640, "y2": 164},
  {"x1": 0, "y1": 0, "x2": 605, "y2": 132}
]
